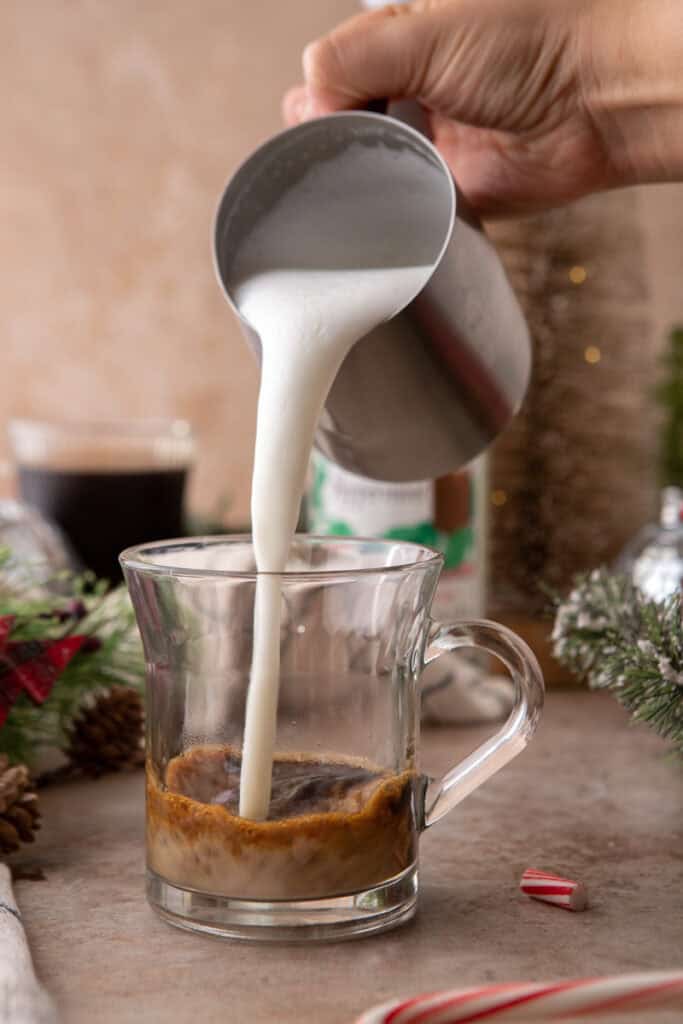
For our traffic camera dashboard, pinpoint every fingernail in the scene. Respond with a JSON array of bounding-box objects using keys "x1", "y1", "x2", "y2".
[
  {"x1": 290, "y1": 94, "x2": 308, "y2": 122},
  {"x1": 302, "y1": 97, "x2": 324, "y2": 120},
  {"x1": 302, "y1": 42, "x2": 318, "y2": 81}
]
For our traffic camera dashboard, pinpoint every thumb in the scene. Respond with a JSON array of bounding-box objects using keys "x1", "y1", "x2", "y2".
[{"x1": 302, "y1": 3, "x2": 454, "y2": 114}]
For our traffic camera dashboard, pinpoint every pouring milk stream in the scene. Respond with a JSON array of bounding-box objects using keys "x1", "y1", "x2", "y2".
[{"x1": 230, "y1": 137, "x2": 446, "y2": 819}]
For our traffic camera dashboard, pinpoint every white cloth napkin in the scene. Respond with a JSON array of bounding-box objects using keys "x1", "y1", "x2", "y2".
[
  {"x1": 421, "y1": 653, "x2": 515, "y2": 724},
  {"x1": 0, "y1": 865, "x2": 58, "y2": 1024}
]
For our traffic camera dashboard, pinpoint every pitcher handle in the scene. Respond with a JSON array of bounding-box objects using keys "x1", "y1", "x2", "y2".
[{"x1": 422, "y1": 619, "x2": 544, "y2": 828}]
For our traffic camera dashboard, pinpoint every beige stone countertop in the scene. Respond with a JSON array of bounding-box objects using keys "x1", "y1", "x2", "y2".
[{"x1": 10, "y1": 692, "x2": 683, "y2": 1023}]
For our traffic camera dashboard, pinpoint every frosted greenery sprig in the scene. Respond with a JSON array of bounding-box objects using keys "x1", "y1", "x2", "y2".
[{"x1": 552, "y1": 568, "x2": 683, "y2": 755}]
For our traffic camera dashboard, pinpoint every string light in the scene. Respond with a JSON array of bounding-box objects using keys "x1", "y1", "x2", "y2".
[
  {"x1": 569, "y1": 265, "x2": 588, "y2": 285},
  {"x1": 491, "y1": 489, "x2": 508, "y2": 507},
  {"x1": 584, "y1": 345, "x2": 601, "y2": 364}
]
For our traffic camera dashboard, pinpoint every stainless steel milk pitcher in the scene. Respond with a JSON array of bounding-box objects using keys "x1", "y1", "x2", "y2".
[{"x1": 214, "y1": 111, "x2": 530, "y2": 482}]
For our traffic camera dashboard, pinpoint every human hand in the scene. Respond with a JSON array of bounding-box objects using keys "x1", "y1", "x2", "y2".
[{"x1": 284, "y1": 0, "x2": 683, "y2": 217}]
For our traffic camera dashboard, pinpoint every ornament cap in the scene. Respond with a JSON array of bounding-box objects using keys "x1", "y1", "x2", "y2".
[{"x1": 660, "y1": 486, "x2": 683, "y2": 529}]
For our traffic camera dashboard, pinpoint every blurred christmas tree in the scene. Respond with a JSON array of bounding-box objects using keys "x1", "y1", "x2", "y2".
[
  {"x1": 657, "y1": 326, "x2": 683, "y2": 488},
  {"x1": 608, "y1": 325, "x2": 683, "y2": 603},
  {"x1": 487, "y1": 191, "x2": 659, "y2": 617}
]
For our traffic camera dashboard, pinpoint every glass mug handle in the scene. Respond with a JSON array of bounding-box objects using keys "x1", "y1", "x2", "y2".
[{"x1": 422, "y1": 619, "x2": 545, "y2": 828}]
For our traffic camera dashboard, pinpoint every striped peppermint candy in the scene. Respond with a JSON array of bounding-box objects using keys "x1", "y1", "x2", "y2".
[
  {"x1": 355, "y1": 971, "x2": 683, "y2": 1024},
  {"x1": 519, "y1": 867, "x2": 588, "y2": 911}
]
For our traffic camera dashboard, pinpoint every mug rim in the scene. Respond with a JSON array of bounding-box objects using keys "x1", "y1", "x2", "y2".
[
  {"x1": 8, "y1": 417, "x2": 193, "y2": 442},
  {"x1": 119, "y1": 533, "x2": 443, "y2": 580},
  {"x1": 8, "y1": 417, "x2": 195, "y2": 472}
]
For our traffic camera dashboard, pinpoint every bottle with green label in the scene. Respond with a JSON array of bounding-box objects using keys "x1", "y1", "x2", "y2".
[{"x1": 305, "y1": 452, "x2": 488, "y2": 618}]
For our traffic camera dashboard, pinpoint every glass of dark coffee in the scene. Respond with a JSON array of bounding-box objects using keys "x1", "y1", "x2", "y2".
[{"x1": 9, "y1": 419, "x2": 194, "y2": 581}]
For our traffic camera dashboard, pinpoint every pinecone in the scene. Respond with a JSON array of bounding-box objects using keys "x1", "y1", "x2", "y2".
[
  {"x1": 0, "y1": 755, "x2": 40, "y2": 855},
  {"x1": 66, "y1": 686, "x2": 145, "y2": 777}
]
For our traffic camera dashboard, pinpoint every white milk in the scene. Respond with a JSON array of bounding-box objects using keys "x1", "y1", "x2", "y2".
[{"x1": 233, "y1": 142, "x2": 442, "y2": 819}]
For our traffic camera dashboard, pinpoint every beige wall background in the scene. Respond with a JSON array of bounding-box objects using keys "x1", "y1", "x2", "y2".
[{"x1": 1, "y1": 1, "x2": 682, "y2": 525}]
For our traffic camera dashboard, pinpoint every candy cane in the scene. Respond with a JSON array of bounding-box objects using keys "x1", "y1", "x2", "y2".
[
  {"x1": 355, "y1": 971, "x2": 683, "y2": 1024},
  {"x1": 519, "y1": 868, "x2": 588, "y2": 911}
]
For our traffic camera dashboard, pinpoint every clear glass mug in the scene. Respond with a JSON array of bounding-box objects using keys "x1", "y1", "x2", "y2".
[{"x1": 121, "y1": 536, "x2": 544, "y2": 941}]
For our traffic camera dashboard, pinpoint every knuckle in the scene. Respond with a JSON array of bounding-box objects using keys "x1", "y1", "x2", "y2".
[{"x1": 303, "y1": 35, "x2": 345, "y2": 90}]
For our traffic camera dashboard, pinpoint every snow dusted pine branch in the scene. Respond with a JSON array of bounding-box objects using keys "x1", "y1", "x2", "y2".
[{"x1": 551, "y1": 569, "x2": 683, "y2": 755}]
